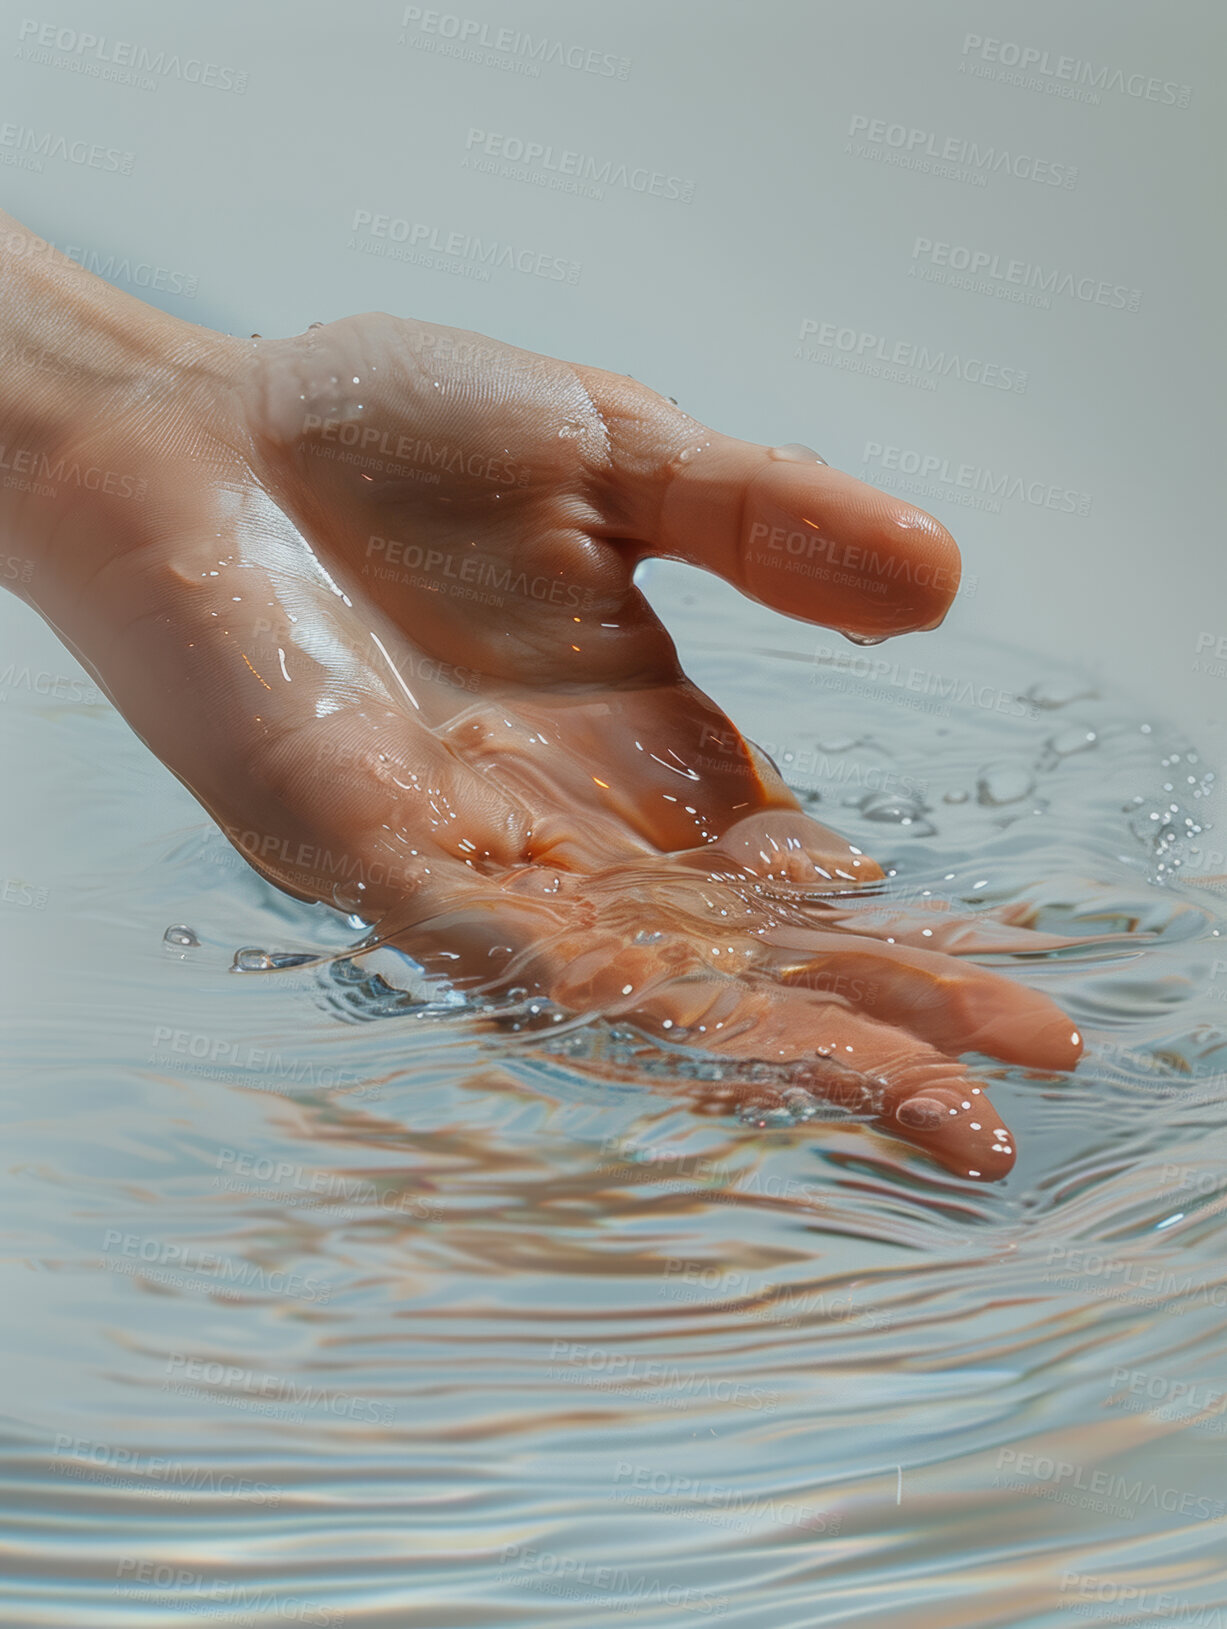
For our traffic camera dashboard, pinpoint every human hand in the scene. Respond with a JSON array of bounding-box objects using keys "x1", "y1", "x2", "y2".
[{"x1": 3, "y1": 272, "x2": 1081, "y2": 1179}]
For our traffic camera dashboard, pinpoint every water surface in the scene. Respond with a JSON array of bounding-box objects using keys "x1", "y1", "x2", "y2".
[{"x1": 2, "y1": 568, "x2": 1225, "y2": 1627}]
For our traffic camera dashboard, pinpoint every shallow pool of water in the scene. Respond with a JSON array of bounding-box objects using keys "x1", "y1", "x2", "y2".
[{"x1": 2, "y1": 566, "x2": 1226, "y2": 1627}]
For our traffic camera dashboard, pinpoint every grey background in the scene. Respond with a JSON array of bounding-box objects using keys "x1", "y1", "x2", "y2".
[{"x1": 1, "y1": 0, "x2": 1224, "y2": 817}]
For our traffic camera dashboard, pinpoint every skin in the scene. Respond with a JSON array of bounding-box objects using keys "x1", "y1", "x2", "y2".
[{"x1": 0, "y1": 211, "x2": 1085, "y2": 1180}]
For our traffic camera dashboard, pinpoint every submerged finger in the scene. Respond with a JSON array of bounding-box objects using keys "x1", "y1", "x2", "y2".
[{"x1": 762, "y1": 927, "x2": 1082, "y2": 1071}]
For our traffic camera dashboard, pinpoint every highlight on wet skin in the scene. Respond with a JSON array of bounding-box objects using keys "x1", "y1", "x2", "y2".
[{"x1": 0, "y1": 248, "x2": 1091, "y2": 1179}]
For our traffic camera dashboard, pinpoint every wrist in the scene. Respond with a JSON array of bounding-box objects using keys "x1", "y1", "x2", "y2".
[{"x1": 0, "y1": 213, "x2": 245, "y2": 596}]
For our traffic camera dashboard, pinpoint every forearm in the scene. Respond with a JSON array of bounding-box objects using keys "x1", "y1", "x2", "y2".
[{"x1": 0, "y1": 207, "x2": 239, "y2": 600}]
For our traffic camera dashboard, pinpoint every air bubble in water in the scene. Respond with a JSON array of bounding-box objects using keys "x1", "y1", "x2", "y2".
[
  {"x1": 860, "y1": 790, "x2": 932, "y2": 832},
  {"x1": 976, "y1": 765, "x2": 1036, "y2": 806},
  {"x1": 844, "y1": 631, "x2": 888, "y2": 648},
  {"x1": 163, "y1": 924, "x2": 199, "y2": 948},
  {"x1": 232, "y1": 947, "x2": 273, "y2": 972},
  {"x1": 781, "y1": 1086, "x2": 821, "y2": 1122},
  {"x1": 739, "y1": 1102, "x2": 795, "y2": 1128},
  {"x1": 943, "y1": 789, "x2": 970, "y2": 805}
]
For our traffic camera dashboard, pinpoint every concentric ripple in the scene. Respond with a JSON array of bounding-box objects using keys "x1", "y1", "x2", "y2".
[{"x1": 1, "y1": 567, "x2": 1225, "y2": 1628}]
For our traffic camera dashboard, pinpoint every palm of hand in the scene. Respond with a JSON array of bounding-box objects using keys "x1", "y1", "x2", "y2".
[{"x1": 66, "y1": 312, "x2": 1083, "y2": 1178}]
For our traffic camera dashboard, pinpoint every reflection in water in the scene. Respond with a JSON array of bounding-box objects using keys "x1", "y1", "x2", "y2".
[{"x1": 1, "y1": 583, "x2": 1226, "y2": 1627}]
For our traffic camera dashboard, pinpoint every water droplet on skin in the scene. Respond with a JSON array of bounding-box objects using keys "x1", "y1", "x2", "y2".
[
  {"x1": 331, "y1": 880, "x2": 368, "y2": 914},
  {"x1": 163, "y1": 924, "x2": 199, "y2": 948},
  {"x1": 232, "y1": 947, "x2": 273, "y2": 972},
  {"x1": 976, "y1": 765, "x2": 1036, "y2": 806},
  {"x1": 896, "y1": 1095, "x2": 946, "y2": 1129},
  {"x1": 768, "y1": 442, "x2": 829, "y2": 466}
]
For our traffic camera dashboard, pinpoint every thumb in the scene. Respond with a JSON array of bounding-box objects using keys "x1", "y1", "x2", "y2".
[{"x1": 576, "y1": 369, "x2": 961, "y2": 639}]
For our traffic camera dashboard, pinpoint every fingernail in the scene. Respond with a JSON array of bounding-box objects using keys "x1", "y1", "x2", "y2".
[{"x1": 893, "y1": 1083, "x2": 1016, "y2": 1179}]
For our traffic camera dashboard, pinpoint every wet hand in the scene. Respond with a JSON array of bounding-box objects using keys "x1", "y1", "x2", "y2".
[{"x1": 20, "y1": 309, "x2": 1082, "y2": 1178}]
